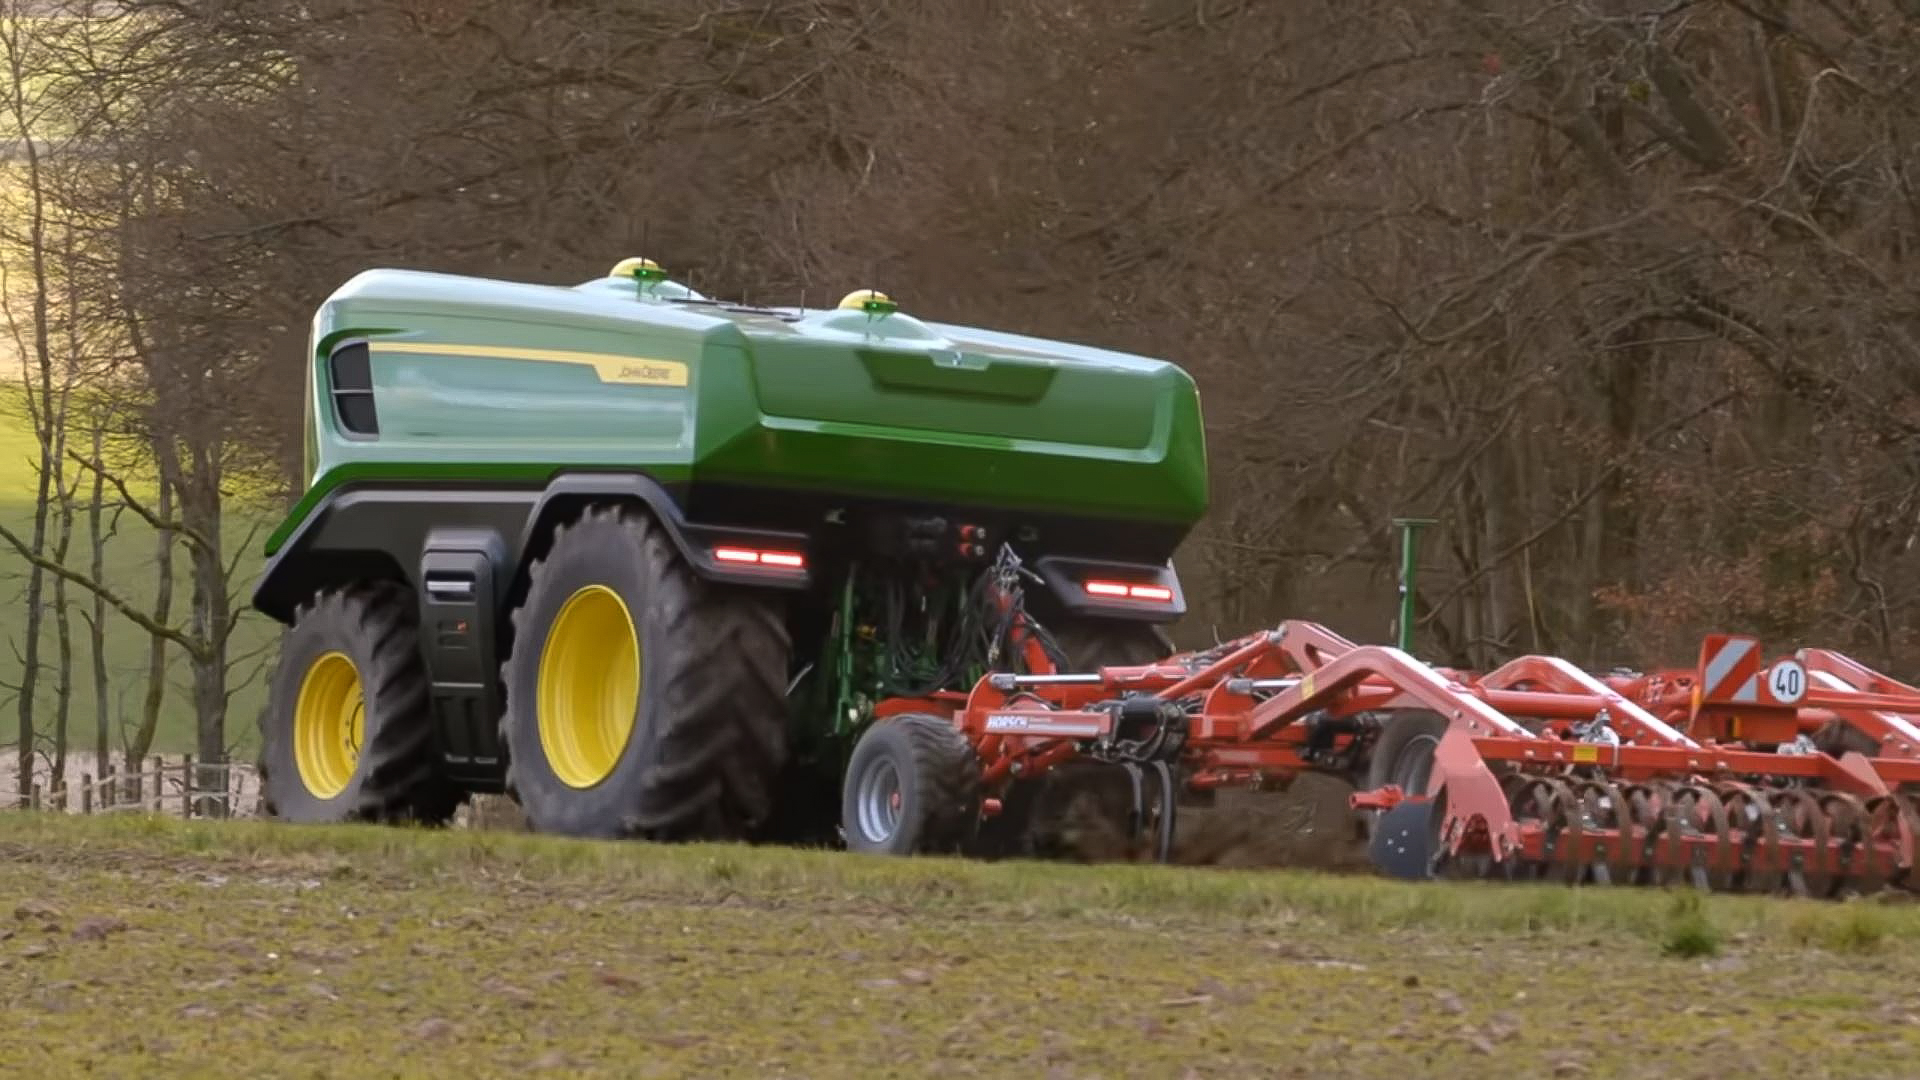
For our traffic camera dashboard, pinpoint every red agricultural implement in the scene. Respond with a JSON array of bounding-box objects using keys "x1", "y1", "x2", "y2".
[{"x1": 846, "y1": 549, "x2": 1920, "y2": 898}]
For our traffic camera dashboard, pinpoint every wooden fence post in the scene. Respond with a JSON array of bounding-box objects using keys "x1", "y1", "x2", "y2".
[
  {"x1": 81, "y1": 774, "x2": 93, "y2": 815},
  {"x1": 150, "y1": 755, "x2": 163, "y2": 813},
  {"x1": 181, "y1": 755, "x2": 194, "y2": 818}
]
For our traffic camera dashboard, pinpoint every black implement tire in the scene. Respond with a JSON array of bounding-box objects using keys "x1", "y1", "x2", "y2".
[
  {"x1": 1365, "y1": 710, "x2": 1448, "y2": 794},
  {"x1": 259, "y1": 582, "x2": 461, "y2": 825},
  {"x1": 842, "y1": 713, "x2": 982, "y2": 855},
  {"x1": 1047, "y1": 619, "x2": 1174, "y2": 670},
  {"x1": 1360, "y1": 710, "x2": 1449, "y2": 836},
  {"x1": 500, "y1": 505, "x2": 790, "y2": 840}
]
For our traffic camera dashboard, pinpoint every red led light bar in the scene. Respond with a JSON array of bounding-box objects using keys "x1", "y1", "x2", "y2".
[
  {"x1": 713, "y1": 546, "x2": 807, "y2": 570},
  {"x1": 1084, "y1": 580, "x2": 1173, "y2": 602}
]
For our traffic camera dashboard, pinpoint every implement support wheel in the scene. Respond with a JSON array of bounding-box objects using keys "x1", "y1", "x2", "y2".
[
  {"x1": 1360, "y1": 710, "x2": 1451, "y2": 880},
  {"x1": 842, "y1": 714, "x2": 982, "y2": 856},
  {"x1": 1366, "y1": 710, "x2": 1447, "y2": 804}
]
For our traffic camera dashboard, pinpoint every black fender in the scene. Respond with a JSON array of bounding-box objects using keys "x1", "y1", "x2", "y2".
[
  {"x1": 514, "y1": 471, "x2": 816, "y2": 595},
  {"x1": 252, "y1": 472, "x2": 816, "y2": 628},
  {"x1": 250, "y1": 486, "x2": 522, "y2": 626},
  {"x1": 1032, "y1": 553, "x2": 1187, "y2": 622}
]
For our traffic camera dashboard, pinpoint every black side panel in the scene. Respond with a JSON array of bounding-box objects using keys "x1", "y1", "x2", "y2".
[{"x1": 418, "y1": 528, "x2": 508, "y2": 790}]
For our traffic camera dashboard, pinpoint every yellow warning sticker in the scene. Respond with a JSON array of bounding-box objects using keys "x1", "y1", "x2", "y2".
[
  {"x1": 1572, "y1": 744, "x2": 1599, "y2": 764},
  {"x1": 1300, "y1": 672, "x2": 1315, "y2": 700}
]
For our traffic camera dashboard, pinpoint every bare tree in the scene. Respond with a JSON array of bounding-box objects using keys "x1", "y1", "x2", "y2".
[
  {"x1": 0, "y1": 6, "x2": 75, "y2": 799},
  {"x1": 3, "y1": 0, "x2": 1919, "y2": 800}
]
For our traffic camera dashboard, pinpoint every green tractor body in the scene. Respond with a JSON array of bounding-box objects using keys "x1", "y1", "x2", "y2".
[{"x1": 252, "y1": 260, "x2": 1208, "y2": 843}]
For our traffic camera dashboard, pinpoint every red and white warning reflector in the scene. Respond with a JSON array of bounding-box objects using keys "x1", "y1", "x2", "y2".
[
  {"x1": 1697, "y1": 635, "x2": 1762, "y2": 702},
  {"x1": 1696, "y1": 635, "x2": 1808, "y2": 707}
]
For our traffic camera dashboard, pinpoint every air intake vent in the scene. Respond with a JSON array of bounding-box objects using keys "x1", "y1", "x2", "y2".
[{"x1": 328, "y1": 342, "x2": 379, "y2": 436}]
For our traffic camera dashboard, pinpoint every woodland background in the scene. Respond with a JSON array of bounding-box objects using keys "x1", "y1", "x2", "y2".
[{"x1": 0, "y1": 0, "x2": 1917, "y2": 803}]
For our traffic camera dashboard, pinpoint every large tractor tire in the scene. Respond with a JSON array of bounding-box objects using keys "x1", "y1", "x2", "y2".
[
  {"x1": 841, "y1": 713, "x2": 982, "y2": 855},
  {"x1": 499, "y1": 504, "x2": 791, "y2": 840},
  {"x1": 259, "y1": 582, "x2": 461, "y2": 824}
]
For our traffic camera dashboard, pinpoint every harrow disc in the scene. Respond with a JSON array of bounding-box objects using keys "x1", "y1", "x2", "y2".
[
  {"x1": 1431, "y1": 772, "x2": 1920, "y2": 898},
  {"x1": 1368, "y1": 797, "x2": 1440, "y2": 881}
]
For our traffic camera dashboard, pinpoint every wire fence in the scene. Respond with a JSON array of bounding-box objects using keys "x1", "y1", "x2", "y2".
[
  {"x1": 0, "y1": 750, "x2": 527, "y2": 829},
  {"x1": 0, "y1": 753, "x2": 261, "y2": 819}
]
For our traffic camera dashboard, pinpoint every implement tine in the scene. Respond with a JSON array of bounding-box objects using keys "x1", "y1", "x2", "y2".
[
  {"x1": 1122, "y1": 763, "x2": 1146, "y2": 848},
  {"x1": 1150, "y1": 760, "x2": 1177, "y2": 864}
]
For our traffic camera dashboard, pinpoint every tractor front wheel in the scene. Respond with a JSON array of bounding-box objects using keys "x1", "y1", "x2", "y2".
[
  {"x1": 841, "y1": 713, "x2": 982, "y2": 856},
  {"x1": 500, "y1": 505, "x2": 791, "y2": 841},
  {"x1": 259, "y1": 583, "x2": 461, "y2": 825}
]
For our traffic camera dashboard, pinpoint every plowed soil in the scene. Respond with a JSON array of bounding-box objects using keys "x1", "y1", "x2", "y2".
[
  {"x1": 4, "y1": 813, "x2": 1919, "y2": 1078},
  {"x1": 1041, "y1": 771, "x2": 1375, "y2": 871}
]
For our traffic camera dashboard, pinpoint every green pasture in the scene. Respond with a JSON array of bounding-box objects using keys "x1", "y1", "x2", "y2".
[
  {"x1": 0, "y1": 387, "x2": 277, "y2": 759},
  {"x1": 3, "y1": 813, "x2": 1918, "y2": 1077}
]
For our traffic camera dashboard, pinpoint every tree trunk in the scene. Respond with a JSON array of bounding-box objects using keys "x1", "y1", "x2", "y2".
[
  {"x1": 49, "y1": 449, "x2": 73, "y2": 789},
  {"x1": 4, "y1": 17, "x2": 55, "y2": 806},
  {"x1": 129, "y1": 430, "x2": 175, "y2": 773},
  {"x1": 1594, "y1": 334, "x2": 1647, "y2": 660},
  {"x1": 88, "y1": 417, "x2": 109, "y2": 769},
  {"x1": 185, "y1": 449, "x2": 229, "y2": 817}
]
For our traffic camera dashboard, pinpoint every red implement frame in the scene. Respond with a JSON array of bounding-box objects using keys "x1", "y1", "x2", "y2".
[{"x1": 894, "y1": 620, "x2": 1920, "y2": 896}]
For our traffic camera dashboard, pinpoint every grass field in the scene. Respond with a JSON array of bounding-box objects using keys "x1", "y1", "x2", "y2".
[
  {"x1": 1, "y1": 813, "x2": 1917, "y2": 1077},
  {"x1": 0, "y1": 388, "x2": 278, "y2": 757}
]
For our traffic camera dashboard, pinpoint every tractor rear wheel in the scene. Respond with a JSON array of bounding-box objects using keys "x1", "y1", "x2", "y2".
[
  {"x1": 259, "y1": 582, "x2": 461, "y2": 824},
  {"x1": 841, "y1": 713, "x2": 982, "y2": 855},
  {"x1": 499, "y1": 504, "x2": 790, "y2": 840}
]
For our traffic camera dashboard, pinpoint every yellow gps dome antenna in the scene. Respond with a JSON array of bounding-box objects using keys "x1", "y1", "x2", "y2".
[
  {"x1": 838, "y1": 288, "x2": 898, "y2": 317},
  {"x1": 611, "y1": 257, "x2": 670, "y2": 292}
]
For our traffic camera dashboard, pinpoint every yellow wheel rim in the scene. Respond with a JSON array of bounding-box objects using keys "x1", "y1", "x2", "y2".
[
  {"x1": 537, "y1": 584, "x2": 641, "y2": 789},
  {"x1": 293, "y1": 651, "x2": 365, "y2": 799}
]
